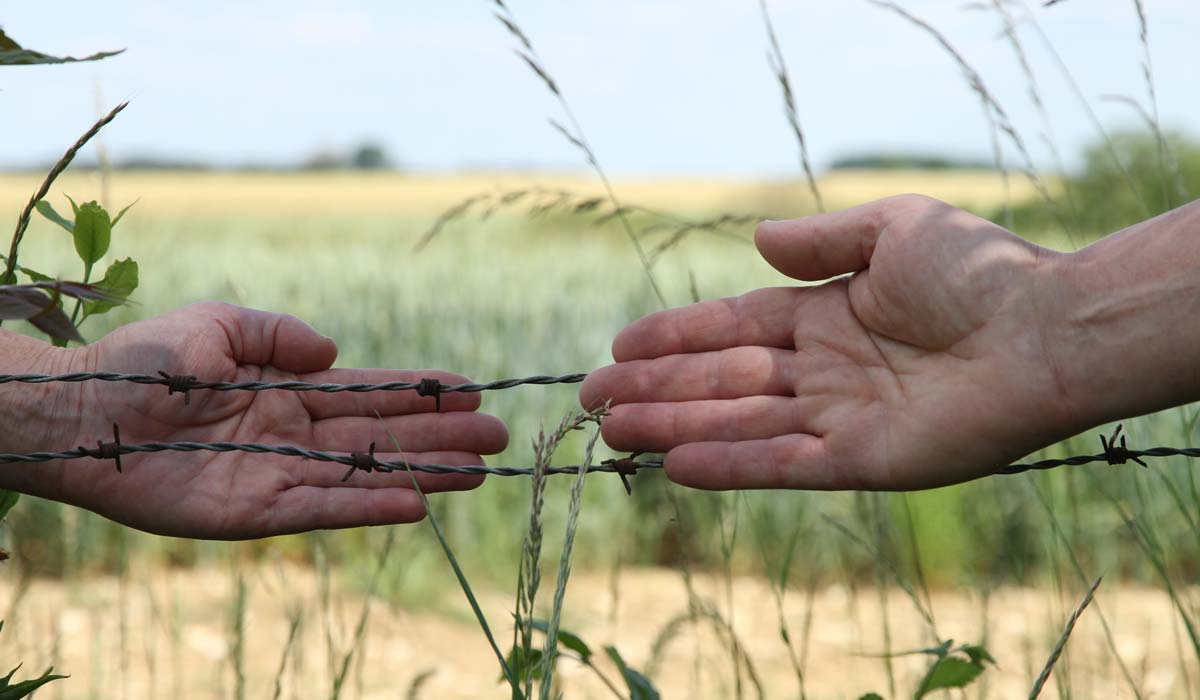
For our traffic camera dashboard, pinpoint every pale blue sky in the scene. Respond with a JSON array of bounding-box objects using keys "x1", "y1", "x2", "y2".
[{"x1": 3, "y1": 1, "x2": 1198, "y2": 176}]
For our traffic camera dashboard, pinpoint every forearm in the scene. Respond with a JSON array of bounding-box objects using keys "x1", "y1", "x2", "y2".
[
  {"x1": 1048, "y1": 199, "x2": 1200, "y2": 427},
  {"x1": 0, "y1": 330, "x2": 79, "y2": 496}
]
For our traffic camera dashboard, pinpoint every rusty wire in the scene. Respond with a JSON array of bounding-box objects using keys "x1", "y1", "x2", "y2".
[
  {"x1": 0, "y1": 370, "x2": 1186, "y2": 483},
  {"x1": 0, "y1": 370, "x2": 587, "y2": 397},
  {"x1": 0, "y1": 432, "x2": 662, "y2": 481}
]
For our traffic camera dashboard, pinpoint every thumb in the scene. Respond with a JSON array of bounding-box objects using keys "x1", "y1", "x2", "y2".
[
  {"x1": 208, "y1": 303, "x2": 338, "y2": 373},
  {"x1": 754, "y1": 197, "x2": 905, "y2": 281}
]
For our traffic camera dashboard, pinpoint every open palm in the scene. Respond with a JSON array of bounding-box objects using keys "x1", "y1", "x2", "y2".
[
  {"x1": 40, "y1": 302, "x2": 507, "y2": 538},
  {"x1": 582, "y1": 195, "x2": 1076, "y2": 490}
]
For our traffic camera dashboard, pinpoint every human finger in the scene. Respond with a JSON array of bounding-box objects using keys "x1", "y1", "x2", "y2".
[
  {"x1": 298, "y1": 369, "x2": 483, "y2": 419},
  {"x1": 290, "y1": 450, "x2": 490, "y2": 493},
  {"x1": 198, "y1": 302, "x2": 340, "y2": 373},
  {"x1": 263, "y1": 486, "x2": 426, "y2": 534},
  {"x1": 307, "y1": 412, "x2": 509, "y2": 455},
  {"x1": 610, "y1": 287, "x2": 801, "y2": 362},
  {"x1": 753, "y1": 195, "x2": 935, "y2": 281},
  {"x1": 581, "y1": 346, "x2": 794, "y2": 408},
  {"x1": 662, "y1": 434, "x2": 844, "y2": 490},
  {"x1": 600, "y1": 396, "x2": 810, "y2": 453}
]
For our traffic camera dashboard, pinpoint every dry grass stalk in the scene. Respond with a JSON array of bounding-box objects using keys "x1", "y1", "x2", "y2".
[
  {"x1": 863, "y1": 1, "x2": 1067, "y2": 234},
  {"x1": 977, "y1": 0, "x2": 1081, "y2": 228},
  {"x1": 2, "y1": 101, "x2": 128, "y2": 288},
  {"x1": 758, "y1": 0, "x2": 825, "y2": 213},
  {"x1": 1129, "y1": 0, "x2": 1179, "y2": 208},
  {"x1": 1029, "y1": 480, "x2": 1145, "y2": 699},
  {"x1": 377, "y1": 412, "x2": 519, "y2": 695},
  {"x1": 490, "y1": 1, "x2": 666, "y2": 306},
  {"x1": 1028, "y1": 577, "x2": 1102, "y2": 699},
  {"x1": 1015, "y1": 0, "x2": 1150, "y2": 216},
  {"x1": 228, "y1": 569, "x2": 248, "y2": 700},
  {"x1": 539, "y1": 409, "x2": 606, "y2": 699},
  {"x1": 514, "y1": 418, "x2": 553, "y2": 697},
  {"x1": 415, "y1": 185, "x2": 754, "y2": 262},
  {"x1": 331, "y1": 528, "x2": 398, "y2": 700},
  {"x1": 271, "y1": 602, "x2": 304, "y2": 700},
  {"x1": 405, "y1": 668, "x2": 436, "y2": 700}
]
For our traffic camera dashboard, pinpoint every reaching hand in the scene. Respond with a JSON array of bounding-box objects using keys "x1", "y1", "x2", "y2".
[
  {"x1": 582, "y1": 195, "x2": 1081, "y2": 491},
  {"x1": 13, "y1": 302, "x2": 508, "y2": 538}
]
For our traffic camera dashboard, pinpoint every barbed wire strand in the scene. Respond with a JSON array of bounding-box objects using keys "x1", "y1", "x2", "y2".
[
  {"x1": 0, "y1": 435, "x2": 660, "y2": 480},
  {"x1": 0, "y1": 423, "x2": 1183, "y2": 484},
  {"x1": 0, "y1": 371, "x2": 587, "y2": 396},
  {"x1": 0, "y1": 371, "x2": 1186, "y2": 482}
]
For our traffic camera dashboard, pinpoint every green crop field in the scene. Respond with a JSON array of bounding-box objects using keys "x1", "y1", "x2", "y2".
[{"x1": 1, "y1": 169, "x2": 1198, "y2": 698}]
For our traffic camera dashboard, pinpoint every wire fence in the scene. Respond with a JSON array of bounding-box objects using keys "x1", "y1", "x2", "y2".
[{"x1": 0, "y1": 371, "x2": 1186, "y2": 492}]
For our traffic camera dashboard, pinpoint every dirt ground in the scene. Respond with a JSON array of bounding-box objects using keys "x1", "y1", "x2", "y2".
[{"x1": 0, "y1": 564, "x2": 1190, "y2": 699}]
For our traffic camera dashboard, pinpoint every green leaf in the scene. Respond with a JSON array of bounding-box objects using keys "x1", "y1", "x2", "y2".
[
  {"x1": 501, "y1": 645, "x2": 543, "y2": 683},
  {"x1": 914, "y1": 657, "x2": 985, "y2": 699},
  {"x1": 0, "y1": 491, "x2": 18, "y2": 521},
  {"x1": 110, "y1": 199, "x2": 139, "y2": 228},
  {"x1": 0, "y1": 668, "x2": 68, "y2": 699},
  {"x1": 64, "y1": 195, "x2": 79, "y2": 217},
  {"x1": 857, "y1": 694, "x2": 885, "y2": 700},
  {"x1": 18, "y1": 267, "x2": 54, "y2": 283},
  {"x1": 34, "y1": 201, "x2": 73, "y2": 233},
  {"x1": 960, "y1": 644, "x2": 995, "y2": 666},
  {"x1": 0, "y1": 28, "x2": 123, "y2": 66},
  {"x1": 72, "y1": 201, "x2": 111, "y2": 265},
  {"x1": 82, "y1": 258, "x2": 137, "y2": 318},
  {"x1": 530, "y1": 619, "x2": 592, "y2": 662},
  {"x1": 604, "y1": 646, "x2": 659, "y2": 700}
]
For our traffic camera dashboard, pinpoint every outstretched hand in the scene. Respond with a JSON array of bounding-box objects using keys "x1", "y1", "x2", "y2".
[
  {"x1": 14, "y1": 302, "x2": 508, "y2": 538},
  {"x1": 583, "y1": 195, "x2": 1081, "y2": 491}
]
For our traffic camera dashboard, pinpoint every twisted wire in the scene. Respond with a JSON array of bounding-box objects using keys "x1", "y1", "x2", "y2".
[
  {"x1": 0, "y1": 431, "x2": 1189, "y2": 479},
  {"x1": 1001, "y1": 446, "x2": 1200, "y2": 474},
  {"x1": 0, "y1": 371, "x2": 587, "y2": 395},
  {"x1": 0, "y1": 371, "x2": 1186, "y2": 480},
  {"x1": 0, "y1": 441, "x2": 664, "y2": 478}
]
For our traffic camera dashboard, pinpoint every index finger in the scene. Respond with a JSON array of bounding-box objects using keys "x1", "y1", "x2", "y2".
[
  {"x1": 297, "y1": 368, "x2": 483, "y2": 420},
  {"x1": 611, "y1": 287, "x2": 801, "y2": 362}
]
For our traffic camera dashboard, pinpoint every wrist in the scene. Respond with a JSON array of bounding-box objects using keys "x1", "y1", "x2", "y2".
[
  {"x1": 1041, "y1": 200, "x2": 1200, "y2": 430},
  {"x1": 0, "y1": 330, "x2": 85, "y2": 498}
]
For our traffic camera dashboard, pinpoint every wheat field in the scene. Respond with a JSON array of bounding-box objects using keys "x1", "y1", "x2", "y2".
[{"x1": 0, "y1": 170, "x2": 1194, "y2": 699}]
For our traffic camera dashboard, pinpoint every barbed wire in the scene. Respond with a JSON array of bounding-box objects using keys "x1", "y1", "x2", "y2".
[
  {"x1": 0, "y1": 433, "x2": 662, "y2": 482},
  {"x1": 0, "y1": 371, "x2": 587, "y2": 409},
  {"x1": 0, "y1": 370, "x2": 1189, "y2": 487},
  {"x1": 0, "y1": 420, "x2": 1184, "y2": 492}
]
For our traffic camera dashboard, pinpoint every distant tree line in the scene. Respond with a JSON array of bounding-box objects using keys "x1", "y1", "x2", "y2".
[
  {"x1": 1000, "y1": 130, "x2": 1200, "y2": 235},
  {"x1": 829, "y1": 152, "x2": 995, "y2": 171},
  {"x1": 5, "y1": 140, "x2": 398, "y2": 173}
]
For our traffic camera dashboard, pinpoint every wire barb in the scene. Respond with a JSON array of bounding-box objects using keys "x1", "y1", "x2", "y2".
[
  {"x1": 416, "y1": 377, "x2": 443, "y2": 412},
  {"x1": 342, "y1": 442, "x2": 379, "y2": 482},
  {"x1": 0, "y1": 439, "x2": 664, "y2": 479},
  {"x1": 80, "y1": 423, "x2": 123, "y2": 473},
  {"x1": 602, "y1": 451, "x2": 642, "y2": 495},
  {"x1": 1100, "y1": 423, "x2": 1147, "y2": 467},
  {"x1": 158, "y1": 371, "x2": 199, "y2": 405}
]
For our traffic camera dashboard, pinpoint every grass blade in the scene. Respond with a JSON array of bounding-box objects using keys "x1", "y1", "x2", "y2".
[
  {"x1": 376, "y1": 412, "x2": 521, "y2": 696},
  {"x1": 1029, "y1": 577, "x2": 1102, "y2": 699}
]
